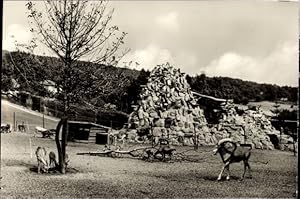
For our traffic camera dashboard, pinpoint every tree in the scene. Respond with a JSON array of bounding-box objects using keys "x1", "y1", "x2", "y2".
[
  {"x1": 124, "y1": 69, "x2": 150, "y2": 113},
  {"x1": 26, "y1": 0, "x2": 128, "y2": 174}
]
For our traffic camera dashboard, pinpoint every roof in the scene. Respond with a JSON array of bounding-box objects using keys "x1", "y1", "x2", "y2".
[
  {"x1": 68, "y1": 121, "x2": 110, "y2": 129},
  {"x1": 192, "y1": 91, "x2": 233, "y2": 103}
]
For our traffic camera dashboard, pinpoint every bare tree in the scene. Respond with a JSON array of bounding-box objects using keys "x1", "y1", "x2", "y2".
[{"x1": 26, "y1": 0, "x2": 129, "y2": 174}]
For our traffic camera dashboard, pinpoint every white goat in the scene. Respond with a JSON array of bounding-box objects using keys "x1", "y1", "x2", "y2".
[{"x1": 35, "y1": 146, "x2": 49, "y2": 174}]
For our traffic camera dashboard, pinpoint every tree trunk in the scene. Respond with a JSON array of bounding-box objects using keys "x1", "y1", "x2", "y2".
[
  {"x1": 55, "y1": 118, "x2": 64, "y2": 173},
  {"x1": 60, "y1": 118, "x2": 69, "y2": 174}
]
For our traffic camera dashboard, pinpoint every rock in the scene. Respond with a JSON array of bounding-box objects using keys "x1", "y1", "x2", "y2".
[
  {"x1": 267, "y1": 144, "x2": 274, "y2": 150},
  {"x1": 152, "y1": 127, "x2": 163, "y2": 137},
  {"x1": 205, "y1": 134, "x2": 211, "y2": 143},
  {"x1": 198, "y1": 134, "x2": 205, "y2": 141},
  {"x1": 184, "y1": 137, "x2": 191, "y2": 146},
  {"x1": 177, "y1": 131, "x2": 185, "y2": 137},
  {"x1": 253, "y1": 141, "x2": 263, "y2": 149},
  {"x1": 154, "y1": 119, "x2": 165, "y2": 127},
  {"x1": 211, "y1": 134, "x2": 218, "y2": 144}
]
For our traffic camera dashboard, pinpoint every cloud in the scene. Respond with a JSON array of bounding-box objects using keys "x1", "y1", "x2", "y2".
[
  {"x1": 119, "y1": 44, "x2": 174, "y2": 70},
  {"x1": 155, "y1": 11, "x2": 179, "y2": 32},
  {"x1": 119, "y1": 44, "x2": 200, "y2": 75},
  {"x1": 203, "y1": 41, "x2": 298, "y2": 86},
  {"x1": 174, "y1": 52, "x2": 198, "y2": 74},
  {"x1": 3, "y1": 24, "x2": 32, "y2": 51}
]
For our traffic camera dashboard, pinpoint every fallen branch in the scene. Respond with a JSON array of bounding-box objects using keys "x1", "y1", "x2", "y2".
[
  {"x1": 76, "y1": 146, "x2": 155, "y2": 158},
  {"x1": 77, "y1": 151, "x2": 115, "y2": 156}
]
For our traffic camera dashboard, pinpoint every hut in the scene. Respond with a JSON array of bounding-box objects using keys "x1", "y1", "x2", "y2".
[{"x1": 67, "y1": 121, "x2": 110, "y2": 144}]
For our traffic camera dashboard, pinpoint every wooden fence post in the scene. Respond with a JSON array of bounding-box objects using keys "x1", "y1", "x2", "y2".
[
  {"x1": 42, "y1": 114, "x2": 45, "y2": 128},
  {"x1": 194, "y1": 123, "x2": 198, "y2": 150},
  {"x1": 13, "y1": 112, "x2": 16, "y2": 131}
]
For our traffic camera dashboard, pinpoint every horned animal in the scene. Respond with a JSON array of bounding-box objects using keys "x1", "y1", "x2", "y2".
[
  {"x1": 35, "y1": 147, "x2": 49, "y2": 174},
  {"x1": 18, "y1": 123, "x2": 26, "y2": 132},
  {"x1": 49, "y1": 151, "x2": 58, "y2": 169},
  {"x1": 0, "y1": 124, "x2": 11, "y2": 133},
  {"x1": 155, "y1": 146, "x2": 176, "y2": 161},
  {"x1": 144, "y1": 148, "x2": 156, "y2": 160},
  {"x1": 50, "y1": 152, "x2": 69, "y2": 169},
  {"x1": 213, "y1": 138, "x2": 252, "y2": 181}
]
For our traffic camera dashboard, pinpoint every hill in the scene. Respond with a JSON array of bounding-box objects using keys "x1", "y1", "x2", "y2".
[
  {"x1": 2, "y1": 51, "x2": 141, "y2": 112},
  {"x1": 187, "y1": 74, "x2": 297, "y2": 104},
  {"x1": 2, "y1": 51, "x2": 297, "y2": 115}
]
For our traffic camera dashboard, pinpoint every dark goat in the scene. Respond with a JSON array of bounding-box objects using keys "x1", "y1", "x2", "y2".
[
  {"x1": 213, "y1": 138, "x2": 252, "y2": 181},
  {"x1": 0, "y1": 124, "x2": 11, "y2": 133},
  {"x1": 49, "y1": 151, "x2": 69, "y2": 170},
  {"x1": 155, "y1": 146, "x2": 176, "y2": 161},
  {"x1": 49, "y1": 151, "x2": 59, "y2": 169}
]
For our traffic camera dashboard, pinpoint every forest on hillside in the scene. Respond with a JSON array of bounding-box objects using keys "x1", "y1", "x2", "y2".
[
  {"x1": 186, "y1": 74, "x2": 297, "y2": 104},
  {"x1": 2, "y1": 51, "x2": 297, "y2": 115}
]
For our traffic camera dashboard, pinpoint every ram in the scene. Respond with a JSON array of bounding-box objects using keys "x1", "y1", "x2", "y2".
[{"x1": 213, "y1": 138, "x2": 252, "y2": 181}]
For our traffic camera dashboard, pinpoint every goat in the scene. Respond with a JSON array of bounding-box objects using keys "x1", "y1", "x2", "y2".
[
  {"x1": 49, "y1": 151, "x2": 70, "y2": 170},
  {"x1": 49, "y1": 151, "x2": 59, "y2": 169},
  {"x1": 154, "y1": 146, "x2": 176, "y2": 161},
  {"x1": 18, "y1": 123, "x2": 26, "y2": 132},
  {"x1": 35, "y1": 147, "x2": 49, "y2": 174},
  {"x1": 213, "y1": 138, "x2": 252, "y2": 181},
  {"x1": 143, "y1": 148, "x2": 157, "y2": 160},
  {"x1": 0, "y1": 124, "x2": 11, "y2": 133}
]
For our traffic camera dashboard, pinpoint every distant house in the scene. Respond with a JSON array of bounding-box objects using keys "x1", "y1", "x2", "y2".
[
  {"x1": 40, "y1": 80, "x2": 58, "y2": 94},
  {"x1": 67, "y1": 121, "x2": 110, "y2": 144},
  {"x1": 11, "y1": 78, "x2": 20, "y2": 89}
]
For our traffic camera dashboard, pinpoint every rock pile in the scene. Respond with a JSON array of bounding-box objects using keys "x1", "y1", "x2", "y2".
[
  {"x1": 214, "y1": 103, "x2": 294, "y2": 150},
  {"x1": 127, "y1": 63, "x2": 208, "y2": 145},
  {"x1": 121, "y1": 63, "x2": 293, "y2": 151}
]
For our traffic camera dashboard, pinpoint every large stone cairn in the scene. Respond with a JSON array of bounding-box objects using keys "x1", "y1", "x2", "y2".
[
  {"x1": 127, "y1": 63, "x2": 208, "y2": 146},
  {"x1": 214, "y1": 103, "x2": 294, "y2": 150}
]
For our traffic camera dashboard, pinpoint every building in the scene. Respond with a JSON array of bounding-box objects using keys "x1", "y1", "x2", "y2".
[{"x1": 67, "y1": 121, "x2": 110, "y2": 144}]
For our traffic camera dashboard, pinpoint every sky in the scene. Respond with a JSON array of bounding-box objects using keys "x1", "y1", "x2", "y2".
[{"x1": 2, "y1": 0, "x2": 299, "y2": 87}]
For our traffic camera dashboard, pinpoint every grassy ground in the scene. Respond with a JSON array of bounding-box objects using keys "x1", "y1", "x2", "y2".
[
  {"x1": 248, "y1": 101, "x2": 297, "y2": 111},
  {"x1": 1, "y1": 99, "x2": 297, "y2": 198},
  {"x1": 0, "y1": 132, "x2": 297, "y2": 198}
]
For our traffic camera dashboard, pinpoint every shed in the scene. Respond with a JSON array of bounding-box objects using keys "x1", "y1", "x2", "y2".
[{"x1": 67, "y1": 121, "x2": 110, "y2": 144}]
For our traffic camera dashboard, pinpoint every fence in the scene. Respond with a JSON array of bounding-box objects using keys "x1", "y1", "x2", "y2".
[
  {"x1": 8, "y1": 111, "x2": 58, "y2": 135},
  {"x1": 4, "y1": 94, "x2": 128, "y2": 130}
]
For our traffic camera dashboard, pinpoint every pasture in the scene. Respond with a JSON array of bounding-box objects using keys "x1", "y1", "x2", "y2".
[
  {"x1": 0, "y1": 132, "x2": 297, "y2": 198},
  {"x1": 1, "y1": 99, "x2": 297, "y2": 198}
]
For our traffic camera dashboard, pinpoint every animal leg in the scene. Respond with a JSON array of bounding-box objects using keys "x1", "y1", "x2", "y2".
[
  {"x1": 37, "y1": 162, "x2": 41, "y2": 174},
  {"x1": 226, "y1": 165, "x2": 230, "y2": 180},
  {"x1": 241, "y1": 160, "x2": 247, "y2": 180},
  {"x1": 218, "y1": 162, "x2": 230, "y2": 181},
  {"x1": 246, "y1": 161, "x2": 252, "y2": 178}
]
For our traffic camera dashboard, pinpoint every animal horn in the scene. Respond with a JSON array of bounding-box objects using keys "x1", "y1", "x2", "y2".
[
  {"x1": 217, "y1": 138, "x2": 234, "y2": 146},
  {"x1": 218, "y1": 138, "x2": 238, "y2": 153}
]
